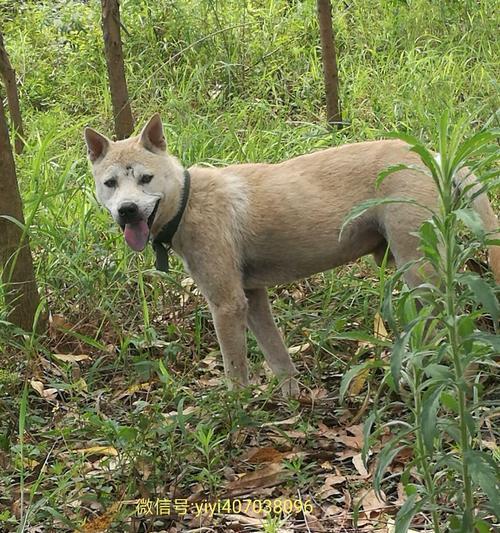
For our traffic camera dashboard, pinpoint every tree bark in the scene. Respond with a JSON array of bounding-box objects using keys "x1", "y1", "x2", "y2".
[
  {"x1": 0, "y1": 97, "x2": 41, "y2": 331},
  {"x1": 101, "y1": 0, "x2": 134, "y2": 139},
  {"x1": 317, "y1": 0, "x2": 342, "y2": 127},
  {"x1": 0, "y1": 31, "x2": 24, "y2": 154}
]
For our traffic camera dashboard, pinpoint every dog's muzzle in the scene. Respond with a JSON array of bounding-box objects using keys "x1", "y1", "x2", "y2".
[{"x1": 118, "y1": 199, "x2": 160, "y2": 252}]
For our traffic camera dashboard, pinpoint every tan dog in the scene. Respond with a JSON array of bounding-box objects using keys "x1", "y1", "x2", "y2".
[{"x1": 84, "y1": 114, "x2": 500, "y2": 397}]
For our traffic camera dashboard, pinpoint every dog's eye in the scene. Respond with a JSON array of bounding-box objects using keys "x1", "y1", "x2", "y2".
[
  {"x1": 104, "y1": 178, "x2": 117, "y2": 188},
  {"x1": 140, "y1": 174, "x2": 154, "y2": 185}
]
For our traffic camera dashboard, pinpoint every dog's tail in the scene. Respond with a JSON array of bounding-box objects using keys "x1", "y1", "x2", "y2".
[{"x1": 455, "y1": 167, "x2": 500, "y2": 285}]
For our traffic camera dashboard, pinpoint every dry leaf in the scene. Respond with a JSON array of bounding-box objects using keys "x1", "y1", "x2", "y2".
[
  {"x1": 374, "y1": 312, "x2": 390, "y2": 340},
  {"x1": 357, "y1": 487, "x2": 387, "y2": 522},
  {"x1": 225, "y1": 463, "x2": 286, "y2": 496},
  {"x1": 262, "y1": 414, "x2": 301, "y2": 427},
  {"x1": 52, "y1": 353, "x2": 91, "y2": 362},
  {"x1": 303, "y1": 513, "x2": 326, "y2": 531},
  {"x1": 30, "y1": 379, "x2": 58, "y2": 401},
  {"x1": 243, "y1": 447, "x2": 286, "y2": 464},
  {"x1": 81, "y1": 501, "x2": 120, "y2": 532},
  {"x1": 352, "y1": 453, "x2": 369, "y2": 478},
  {"x1": 348, "y1": 364, "x2": 371, "y2": 397},
  {"x1": 114, "y1": 381, "x2": 154, "y2": 400},
  {"x1": 30, "y1": 380, "x2": 45, "y2": 396},
  {"x1": 76, "y1": 446, "x2": 118, "y2": 457},
  {"x1": 386, "y1": 517, "x2": 422, "y2": 533},
  {"x1": 224, "y1": 514, "x2": 264, "y2": 527},
  {"x1": 49, "y1": 313, "x2": 73, "y2": 331}
]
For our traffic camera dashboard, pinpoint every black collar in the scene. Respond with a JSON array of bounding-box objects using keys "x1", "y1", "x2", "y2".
[{"x1": 152, "y1": 169, "x2": 191, "y2": 272}]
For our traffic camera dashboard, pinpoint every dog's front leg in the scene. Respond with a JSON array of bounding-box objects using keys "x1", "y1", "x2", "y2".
[
  {"x1": 245, "y1": 288, "x2": 299, "y2": 398},
  {"x1": 207, "y1": 293, "x2": 249, "y2": 389}
]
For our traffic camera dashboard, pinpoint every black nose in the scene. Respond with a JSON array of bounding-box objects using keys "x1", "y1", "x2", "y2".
[{"x1": 118, "y1": 202, "x2": 139, "y2": 220}]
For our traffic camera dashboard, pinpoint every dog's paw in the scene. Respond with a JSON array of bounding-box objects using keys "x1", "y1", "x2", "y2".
[{"x1": 280, "y1": 377, "x2": 300, "y2": 399}]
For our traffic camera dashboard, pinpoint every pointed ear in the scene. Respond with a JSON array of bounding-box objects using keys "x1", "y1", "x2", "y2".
[
  {"x1": 139, "y1": 113, "x2": 166, "y2": 152},
  {"x1": 84, "y1": 128, "x2": 110, "y2": 163}
]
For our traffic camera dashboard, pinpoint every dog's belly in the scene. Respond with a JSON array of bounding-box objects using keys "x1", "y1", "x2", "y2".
[{"x1": 242, "y1": 218, "x2": 383, "y2": 288}]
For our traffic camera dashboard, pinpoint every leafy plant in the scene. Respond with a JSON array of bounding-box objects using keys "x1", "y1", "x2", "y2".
[{"x1": 358, "y1": 114, "x2": 499, "y2": 532}]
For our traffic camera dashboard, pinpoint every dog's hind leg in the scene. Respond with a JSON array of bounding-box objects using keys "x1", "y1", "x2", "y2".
[
  {"x1": 381, "y1": 204, "x2": 436, "y2": 288},
  {"x1": 245, "y1": 288, "x2": 300, "y2": 398}
]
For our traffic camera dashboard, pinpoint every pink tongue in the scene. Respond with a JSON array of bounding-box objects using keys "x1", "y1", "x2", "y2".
[{"x1": 124, "y1": 220, "x2": 149, "y2": 251}]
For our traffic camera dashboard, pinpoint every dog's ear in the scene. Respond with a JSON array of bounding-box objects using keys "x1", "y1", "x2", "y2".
[
  {"x1": 139, "y1": 113, "x2": 166, "y2": 152},
  {"x1": 84, "y1": 128, "x2": 110, "y2": 163}
]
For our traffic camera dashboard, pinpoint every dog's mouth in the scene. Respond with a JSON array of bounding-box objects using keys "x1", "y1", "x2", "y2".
[{"x1": 120, "y1": 200, "x2": 160, "y2": 252}]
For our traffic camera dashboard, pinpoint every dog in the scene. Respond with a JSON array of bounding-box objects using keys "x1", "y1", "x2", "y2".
[{"x1": 84, "y1": 114, "x2": 500, "y2": 397}]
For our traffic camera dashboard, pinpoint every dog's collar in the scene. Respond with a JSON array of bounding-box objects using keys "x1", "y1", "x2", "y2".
[{"x1": 151, "y1": 169, "x2": 191, "y2": 272}]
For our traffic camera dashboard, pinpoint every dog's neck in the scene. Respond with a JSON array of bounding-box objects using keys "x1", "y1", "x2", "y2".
[{"x1": 151, "y1": 168, "x2": 191, "y2": 272}]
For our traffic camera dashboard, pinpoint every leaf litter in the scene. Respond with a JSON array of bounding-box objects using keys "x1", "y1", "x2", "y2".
[{"x1": 4, "y1": 279, "x2": 423, "y2": 532}]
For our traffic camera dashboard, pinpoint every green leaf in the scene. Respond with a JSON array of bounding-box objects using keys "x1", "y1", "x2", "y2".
[
  {"x1": 391, "y1": 330, "x2": 411, "y2": 390},
  {"x1": 425, "y1": 364, "x2": 452, "y2": 380},
  {"x1": 453, "y1": 130, "x2": 498, "y2": 170},
  {"x1": 419, "y1": 220, "x2": 441, "y2": 263},
  {"x1": 374, "y1": 443, "x2": 404, "y2": 494},
  {"x1": 333, "y1": 331, "x2": 391, "y2": 347},
  {"x1": 474, "y1": 518, "x2": 493, "y2": 533},
  {"x1": 0, "y1": 214, "x2": 27, "y2": 232},
  {"x1": 394, "y1": 492, "x2": 422, "y2": 532},
  {"x1": 457, "y1": 315, "x2": 474, "y2": 353},
  {"x1": 468, "y1": 332, "x2": 500, "y2": 351},
  {"x1": 340, "y1": 197, "x2": 422, "y2": 240},
  {"x1": 464, "y1": 450, "x2": 500, "y2": 519},
  {"x1": 460, "y1": 272, "x2": 499, "y2": 321},
  {"x1": 339, "y1": 359, "x2": 384, "y2": 403},
  {"x1": 362, "y1": 412, "x2": 376, "y2": 464},
  {"x1": 375, "y1": 163, "x2": 430, "y2": 188},
  {"x1": 455, "y1": 207, "x2": 485, "y2": 238},
  {"x1": 421, "y1": 385, "x2": 444, "y2": 452},
  {"x1": 441, "y1": 391, "x2": 459, "y2": 413},
  {"x1": 384, "y1": 131, "x2": 440, "y2": 180}
]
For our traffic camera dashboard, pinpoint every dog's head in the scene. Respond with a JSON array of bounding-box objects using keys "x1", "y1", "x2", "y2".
[{"x1": 84, "y1": 114, "x2": 184, "y2": 251}]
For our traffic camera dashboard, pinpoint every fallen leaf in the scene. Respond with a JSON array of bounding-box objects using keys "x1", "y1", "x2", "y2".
[
  {"x1": 30, "y1": 379, "x2": 58, "y2": 401},
  {"x1": 30, "y1": 380, "x2": 44, "y2": 396},
  {"x1": 52, "y1": 353, "x2": 91, "y2": 362},
  {"x1": 303, "y1": 513, "x2": 325, "y2": 531},
  {"x1": 243, "y1": 447, "x2": 286, "y2": 464},
  {"x1": 76, "y1": 446, "x2": 118, "y2": 457},
  {"x1": 362, "y1": 487, "x2": 386, "y2": 513},
  {"x1": 348, "y1": 364, "x2": 371, "y2": 397},
  {"x1": 225, "y1": 463, "x2": 287, "y2": 496},
  {"x1": 374, "y1": 312, "x2": 390, "y2": 340},
  {"x1": 114, "y1": 381, "x2": 154, "y2": 400},
  {"x1": 224, "y1": 514, "x2": 264, "y2": 527},
  {"x1": 81, "y1": 501, "x2": 120, "y2": 532},
  {"x1": 386, "y1": 517, "x2": 421, "y2": 533},
  {"x1": 352, "y1": 453, "x2": 369, "y2": 478},
  {"x1": 357, "y1": 487, "x2": 387, "y2": 525},
  {"x1": 49, "y1": 313, "x2": 73, "y2": 331},
  {"x1": 262, "y1": 414, "x2": 301, "y2": 427}
]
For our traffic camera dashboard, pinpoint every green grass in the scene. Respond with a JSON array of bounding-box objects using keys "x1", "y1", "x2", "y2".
[{"x1": 0, "y1": 0, "x2": 499, "y2": 531}]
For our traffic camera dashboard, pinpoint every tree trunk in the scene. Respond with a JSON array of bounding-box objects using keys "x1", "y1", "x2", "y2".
[
  {"x1": 0, "y1": 31, "x2": 24, "y2": 154},
  {"x1": 0, "y1": 97, "x2": 41, "y2": 331},
  {"x1": 317, "y1": 0, "x2": 342, "y2": 127},
  {"x1": 101, "y1": 0, "x2": 134, "y2": 139}
]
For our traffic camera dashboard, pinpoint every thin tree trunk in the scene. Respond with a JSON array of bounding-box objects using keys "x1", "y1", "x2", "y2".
[
  {"x1": 0, "y1": 31, "x2": 24, "y2": 154},
  {"x1": 0, "y1": 97, "x2": 42, "y2": 331},
  {"x1": 317, "y1": 0, "x2": 342, "y2": 127},
  {"x1": 101, "y1": 0, "x2": 134, "y2": 139}
]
